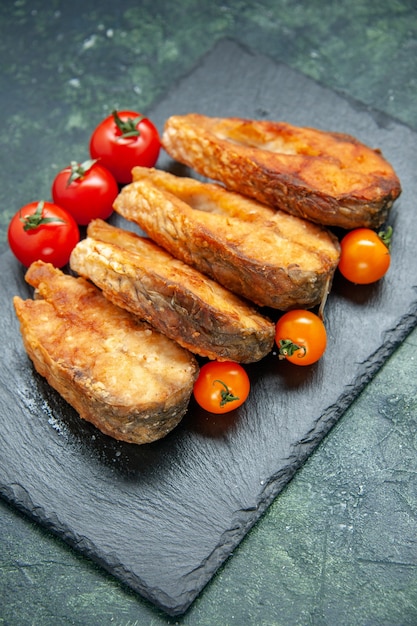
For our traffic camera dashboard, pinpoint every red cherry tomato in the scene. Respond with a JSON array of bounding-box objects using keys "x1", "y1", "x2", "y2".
[
  {"x1": 275, "y1": 309, "x2": 327, "y2": 366},
  {"x1": 8, "y1": 200, "x2": 80, "y2": 268},
  {"x1": 51, "y1": 159, "x2": 119, "y2": 225},
  {"x1": 89, "y1": 110, "x2": 161, "y2": 184},
  {"x1": 193, "y1": 361, "x2": 250, "y2": 414},
  {"x1": 338, "y1": 227, "x2": 391, "y2": 284}
]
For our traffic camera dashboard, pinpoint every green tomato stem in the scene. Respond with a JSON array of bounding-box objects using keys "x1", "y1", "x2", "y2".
[
  {"x1": 68, "y1": 159, "x2": 97, "y2": 185},
  {"x1": 112, "y1": 110, "x2": 144, "y2": 138},
  {"x1": 278, "y1": 339, "x2": 306, "y2": 360},
  {"x1": 378, "y1": 225, "x2": 393, "y2": 250},
  {"x1": 213, "y1": 379, "x2": 239, "y2": 407},
  {"x1": 20, "y1": 201, "x2": 66, "y2": 231}
]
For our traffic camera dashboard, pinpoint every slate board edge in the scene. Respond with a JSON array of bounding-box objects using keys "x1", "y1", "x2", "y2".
[{"x1": 167, "y1": 303, "x2": 417, "y2": 615}]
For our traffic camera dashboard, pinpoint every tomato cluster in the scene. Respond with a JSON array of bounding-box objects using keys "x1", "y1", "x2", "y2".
[{"x1": 8, "y1": 109, "x2": 161, "y2": 268}]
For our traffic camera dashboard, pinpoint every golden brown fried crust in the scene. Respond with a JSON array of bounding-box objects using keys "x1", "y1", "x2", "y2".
[
  {"x1": 69, "y1": 219, "x2": 275, "y2": 363},
  {"x1": 113, "y1": 168, "x2": 340, "y2": 311},
  {"x1": 13, "y1": 261, "x2": 199, "y2": 444},
  {"x1": 161, "y1": 113, "x2": 401, "y2": 229}
]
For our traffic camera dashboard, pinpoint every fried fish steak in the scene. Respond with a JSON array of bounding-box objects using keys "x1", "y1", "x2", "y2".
[
  {"x1": 161, "y1": 113, "x2": 401, "y2": 229},
  {"x1": 113, "y1": 167, "x2": 340, "y2": 311},
  {"x1": 13, "y1": 261, "x2": 199, "y2": 444},
  {"x1": 70, "y1": 219, "x2": 275, "y2": 363}
]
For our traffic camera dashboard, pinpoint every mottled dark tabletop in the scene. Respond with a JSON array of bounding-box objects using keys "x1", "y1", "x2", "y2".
[{"x1": 1, "y1": 1, "x2": 417, "y2": 625}]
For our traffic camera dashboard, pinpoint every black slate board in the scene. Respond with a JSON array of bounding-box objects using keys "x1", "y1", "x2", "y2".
[{"x1": 1, "y1": 39, "x2": 417, "y2": 616}]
